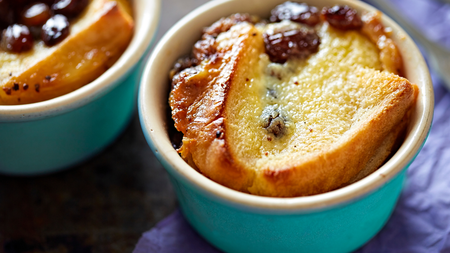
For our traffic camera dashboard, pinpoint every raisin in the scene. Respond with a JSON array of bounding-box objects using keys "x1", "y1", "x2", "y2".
[
  {"x1": 261, "y1": 105, "x2": 287, "y2": 137},
  {"x1": 41, "y1": 14, "x2": 70, "y2": 46},
  {"x1": 263, "y1": 27, "x2": 320, "y2": 63},
  {"x1": 1, "y1": 24, "x2": 34, "y2": 53},
  {"x1": 321, "y1": 5, "x2": 362, "y2": 30},
  {"x1": 270, "y1": 2, "x2": 320, "y2": 27},
  {"x1": 52, "y1": 0, "x2": 89, "y2": 18},
  {"x1": 203, "y1": 13, "x2": 254, "y2": 38},
  {"x1": 21, "y1": 3, "x2": 52, "y2": 27}
]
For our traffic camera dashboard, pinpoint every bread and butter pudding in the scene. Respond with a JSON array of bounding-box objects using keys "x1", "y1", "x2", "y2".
[
  {"x1": 0, "y1": 0, "x2": 133, "y2": 105},
  {"x1": 169, "y1": 2, "x2": 417, "y2": 197}
]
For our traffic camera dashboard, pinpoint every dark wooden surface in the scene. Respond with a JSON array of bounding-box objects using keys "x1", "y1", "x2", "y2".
[
  {"x1": 0, "y1": 115, "x2": 177, "y2": 253},
  {"x1": 0, "y1": 0, "x2": 209, "y2": 252}
]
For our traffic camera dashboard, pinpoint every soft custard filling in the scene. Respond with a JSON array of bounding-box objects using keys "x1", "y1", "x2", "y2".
[{"x1": 224, "y1": 21, "x2": 387, "y2": 169}]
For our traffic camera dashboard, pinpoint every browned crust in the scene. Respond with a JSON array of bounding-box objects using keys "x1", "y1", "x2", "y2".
[
  {"x1": 171, "y1": 24, "x2": 260, "y2": 192},
  {"x1": 361, "y1": 11, "x2": 404, "y2": 76}
]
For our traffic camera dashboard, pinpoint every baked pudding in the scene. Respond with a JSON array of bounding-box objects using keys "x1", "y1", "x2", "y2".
[
  {"x1": 0, "y1": 0, "x2": 133, "y2": 105},
  {"x1": 169, "y1": 2, "x2": 417, "y2": 197}
]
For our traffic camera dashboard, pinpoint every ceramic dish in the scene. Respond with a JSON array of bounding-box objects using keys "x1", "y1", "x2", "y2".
[
  {"x1": 139, "y1": 0, "x2": 433, "y2": 252},
  {"x1": 0, "y1": 0, "x2": 160, "y2": 175}
]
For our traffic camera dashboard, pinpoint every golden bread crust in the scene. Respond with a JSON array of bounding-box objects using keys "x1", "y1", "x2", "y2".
[{"x1": 361, "y1": 11, "x2": 403, "y2": 76}]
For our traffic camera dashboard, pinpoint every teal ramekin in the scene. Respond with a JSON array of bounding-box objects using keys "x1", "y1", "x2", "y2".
[
  {"x1": 0, "y1": 0, "x2": 160, "y2": 175},
  {"x1": 139, "y1": 0, "x2": 434, "y2": 252}
]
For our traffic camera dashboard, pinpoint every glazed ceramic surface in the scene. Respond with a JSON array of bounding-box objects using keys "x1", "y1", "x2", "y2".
[
  {"x1": 139, "y1": 0, "x2": 433, "y2": 252},
  {"x1": 0, "y1": 0, "x2": 160, "y2": 175}
]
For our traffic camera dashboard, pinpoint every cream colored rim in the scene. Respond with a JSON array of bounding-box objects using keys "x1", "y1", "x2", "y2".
[
  {"x1": 140, "y1": 0, "x2": 433, "y2": 212},
  {"x1": 0, "y1": 0, "x2": 160, "y2": 122}
]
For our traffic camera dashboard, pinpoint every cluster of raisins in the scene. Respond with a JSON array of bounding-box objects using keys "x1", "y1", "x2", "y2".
[
  {"x1": 265, "y1": 2, "x2": 321, "y2": 63},
  {"x1": 0, "y1": 0, "x2": 88, "y2": 53},
  {"x1": 171, "y1": 2, "x2": 365, "y2": 72},
  {"x1": 265, "y1": 1, "x2": 363, "y2": 63}
]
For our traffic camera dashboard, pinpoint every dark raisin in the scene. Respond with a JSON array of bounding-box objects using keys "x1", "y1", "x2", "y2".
[
  {"x1": 45, "y1": 75, "x2": 51, "y2": 80},
  {"x1": 193, "y1": 36, "x2": 216, "y2": 62},
  {"x1": 21, "y1": 3, "x2": 51, "y2": 27},
  {"x1": 1, "y1": 24, "x2": 34, "y2": 53},
  {"x1": 321, "y1": 5, "x2": 362, "y2": 30},
  {"x1": 13, "y1": 83, "x2": 19, "y2": 91},
  {"x1": 23, "y1": 83, "x2": 29, "y2": 90},
  {"x1": 263, "y1": 27, "x2": 320, "y2": 63},
  {"x1": 35, "y1": 83, "x2": 40, "y2": 92},
  {"x1": 216, "y1": 131, "x2": 222, "y2": 138},
  {"x1": 203, "y1": 13, "x2": 254, "y2": 38},
  {"x1": 270, "y1": 1, "x2": 320, "y2": 26},
  {"x1": 261, "y1": 105, "x2": 287, "y2": 137},
  {"x1": 52, "y1": 0, "x2": 89, "y2": 18},
  {"x1": 41, "y1": 14, "x2": 70, "y2": 46},
  {"x1": 0, "y1": 0, "x2": 14, "y2": 29}
]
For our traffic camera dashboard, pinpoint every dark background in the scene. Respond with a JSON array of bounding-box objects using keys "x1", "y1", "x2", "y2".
[{"x1": 0, "y1": 0, "x2": 208, "y2": 252}]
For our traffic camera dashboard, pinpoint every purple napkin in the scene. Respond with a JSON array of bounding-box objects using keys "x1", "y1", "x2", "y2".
[{"x1": 135, "y1": 0, "x2": 450, "y2": 252}]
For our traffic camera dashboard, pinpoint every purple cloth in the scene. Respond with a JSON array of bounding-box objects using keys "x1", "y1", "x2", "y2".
[
  {"x1": 135, "y1": 0, "x2": 450, "y2": 252},
  {"x1": 133, "y1": 210, "x2": 219, "y2": 253}
]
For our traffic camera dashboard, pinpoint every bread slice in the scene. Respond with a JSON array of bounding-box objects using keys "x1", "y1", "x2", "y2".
[
  {"x1": 0, "y1": 0, "x2": 133, "y2": 105},
  {"x1": 170, "y1": 21, "x2": 417, "y2": 197}
]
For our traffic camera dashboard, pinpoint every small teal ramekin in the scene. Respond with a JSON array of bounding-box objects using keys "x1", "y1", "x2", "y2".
[
  {"x1": 0, "y1": 0, "x2": 160, "y2": 175},
  {"x1": 139, "y1": 0, "x2": 434, "y2": 252}
]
